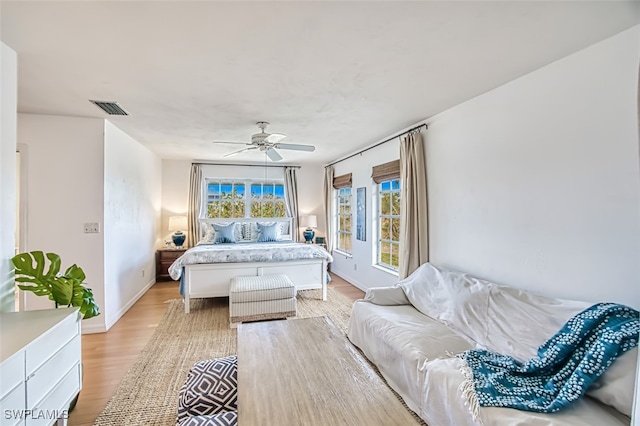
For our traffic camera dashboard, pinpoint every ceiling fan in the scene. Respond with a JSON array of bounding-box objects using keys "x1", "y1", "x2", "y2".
[{"x1": 212, "y1": 122, "x2": 315, "y2": 161}]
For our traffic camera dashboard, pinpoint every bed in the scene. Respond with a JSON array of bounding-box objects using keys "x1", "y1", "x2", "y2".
[{"x1": 168, "y1": 218, "x2": 333, "y2": 313}]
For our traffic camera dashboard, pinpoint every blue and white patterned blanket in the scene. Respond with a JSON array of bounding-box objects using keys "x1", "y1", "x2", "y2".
[{"x1": 460, "y1": 302, "x2": 639, "y2": 416}]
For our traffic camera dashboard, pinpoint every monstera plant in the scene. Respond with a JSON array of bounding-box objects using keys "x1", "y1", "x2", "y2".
[{"x1": 12, "y1": 251, "x2": 100, "y2": 319}]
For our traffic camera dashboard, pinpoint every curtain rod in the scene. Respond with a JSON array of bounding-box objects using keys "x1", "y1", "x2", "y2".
[
  {"x1": 325, "y1": 123, "x2": 427, "y2": 168},
  {"x1": 192, "y1": 161, "x2": 301, "y2": 169}
]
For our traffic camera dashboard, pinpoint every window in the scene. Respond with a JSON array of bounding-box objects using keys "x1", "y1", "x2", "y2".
[
  {"x1": 250, "y1": 183, "x2": 286, "y2": 218},
  {"x1": 206, "y1": 182, "x2": 245, "y2": 218},
  {"x1": 205, "y1": 180, "x2": 286, "y2": 219},
  {"x1": 337, "y1": 187, "x2": 352, "y2": 253},
  {"x1": 378, "y1": 179, "x2": 400, "y2": 270}
]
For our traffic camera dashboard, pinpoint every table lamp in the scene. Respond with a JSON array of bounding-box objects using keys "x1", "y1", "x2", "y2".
[
  {"x1": 168, "y1": 216, "x2": 188, "y2": 248},
  {"x1": 300, "y1": 214, "x2": 317, "y2": 243}
]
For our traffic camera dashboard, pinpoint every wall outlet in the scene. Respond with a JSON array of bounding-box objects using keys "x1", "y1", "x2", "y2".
[{"x1": 83, "y1": 222, "x2": 100, "y2": 233}]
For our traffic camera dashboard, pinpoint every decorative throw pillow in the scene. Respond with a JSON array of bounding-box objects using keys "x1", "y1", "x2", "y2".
[
  {"x1": 241, "y1": 222, "x2": 258, "y2": 241},
  {"x1": 257, "y1": 222, "x2": 279, "y2": 242},
  {"x1": 198, "y1": 223, "x2": 215, "y2": 244},
  {"x1": 213, "y1": 223, "x2": 237, "y2": 244},
  {"x1": 177, "y1": 355, "x2": 238, "y2": 424}
]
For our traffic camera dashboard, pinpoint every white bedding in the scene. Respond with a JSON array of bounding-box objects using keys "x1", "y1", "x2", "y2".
[{"x1": 168, "y1": 241, "x2": 333, "y2": 280}]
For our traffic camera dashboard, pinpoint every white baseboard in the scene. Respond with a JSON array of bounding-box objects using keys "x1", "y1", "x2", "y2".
[
  {"x1": 330, "y1": 270, "x2": 368, "y2": 293},
  {"x1": 81, "y1": 322, "x2": 107, "y2": 334},
  {"x1": 98, "y1": 278, "x2": 156, "y2": 333}
]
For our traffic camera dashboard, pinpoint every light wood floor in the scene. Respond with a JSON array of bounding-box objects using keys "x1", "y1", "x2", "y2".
[{"x1": 68, "y1": 273, "x2": 364, "y2": 426}]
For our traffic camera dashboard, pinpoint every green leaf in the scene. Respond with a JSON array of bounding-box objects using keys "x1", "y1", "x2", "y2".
[
  {"x1": 12, "y1": 251, "x2": 100, "y2": 320},
  {"x1": 50, "y1": 276, "x2": 73, "y2": 306}
]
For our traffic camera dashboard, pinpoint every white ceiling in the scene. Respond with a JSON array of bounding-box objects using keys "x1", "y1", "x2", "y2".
[{"x1": 2, "y1": 1, "x2": 638, "y2": 165}]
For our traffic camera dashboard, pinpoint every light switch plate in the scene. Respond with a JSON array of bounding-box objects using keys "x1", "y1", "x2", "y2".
[{"x1": 84, "y1": 222, "x2": 100, "y2": 233}]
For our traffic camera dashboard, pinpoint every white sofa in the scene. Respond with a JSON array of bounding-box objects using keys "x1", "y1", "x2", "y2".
[{"x1": 347, "y1": 263, "x2": 637, "y2": 426}]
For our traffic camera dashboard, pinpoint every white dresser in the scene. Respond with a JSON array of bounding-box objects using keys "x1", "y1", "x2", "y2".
[{"x1": 0, "y1": 308, "x2": 82, "y2": 426}]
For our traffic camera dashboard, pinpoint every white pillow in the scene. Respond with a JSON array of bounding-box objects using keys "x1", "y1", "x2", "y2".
[
  {"x1": 586, "y1": 346, "x2": 637, "y2": 417},
  {"x1": 198, "y1": 223, "x2": 215, "y2": 244}
]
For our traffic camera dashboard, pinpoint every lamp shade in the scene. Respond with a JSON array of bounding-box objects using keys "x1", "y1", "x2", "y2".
[
  {"x1": 300, "y1": 214, "x2": 317, "y2": 229},
  {"x1": 168, "y1": 216, "x2": 188, "y2": 232}
]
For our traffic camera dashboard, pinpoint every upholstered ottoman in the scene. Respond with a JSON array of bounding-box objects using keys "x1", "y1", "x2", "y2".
[
  {"x1": 177, "y1": 355, "x2": 238, "y2": 425},
  {"x1": 229, "y1": 274, "x2": 297, "y2": 328}
]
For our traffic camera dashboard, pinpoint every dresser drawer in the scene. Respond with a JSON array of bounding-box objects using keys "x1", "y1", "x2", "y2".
[
  {"x1": 0, "y1": 352, "x2": 24, "y2": 397},
  {"x1": 26, "y1": 312, "x2": 79, "y2": 374},
  {"x1": 27, "y1": 365, "x2": 80, "y2": 426},
  {"x1": 27, "y1": 335, "x2": 80, "y2": 407},
  {"x1": 0, "y1": 382, "x2": 26, "y2": 426}
]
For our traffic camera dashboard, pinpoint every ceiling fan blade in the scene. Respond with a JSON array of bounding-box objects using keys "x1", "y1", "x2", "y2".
[
  {"x1": 212, "y1": 141, "x2": 252, "y2": 146},
  {"x1": 265, "y1": 147, "x2": 283, "y2": 162},
  {"x1": 223, "y1": 146, "x2": 258, "y2": 158},
  {"x1": 264, "y1": 133, "x2": 286, "y2": 143},
  {"x1": 274, "y1": 143, "x2": 315, "y2": 152}
]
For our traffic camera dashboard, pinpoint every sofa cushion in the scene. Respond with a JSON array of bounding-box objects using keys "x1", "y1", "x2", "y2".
[
  {"x1": 586, "y1": 346, "x2": 637, "y2": 417},
  {"x1": 484, "y1": 284, "x2": 589, "y2": 361},
  {"x1": 420, "y1": 357, "x2": 631, "y2": 426},
  {"x1": 347, "y1": 300, "x2": 474, "y2": 413},
  {"x1": 398, "y1": 263, "x2": 493, "y2": 346}
]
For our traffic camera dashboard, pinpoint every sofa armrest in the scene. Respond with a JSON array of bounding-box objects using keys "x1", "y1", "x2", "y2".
[{"x1": 364, "y1": 286, "x2": 410, "y2": 306}]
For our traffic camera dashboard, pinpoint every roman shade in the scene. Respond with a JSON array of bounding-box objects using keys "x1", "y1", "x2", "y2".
[
  {"x1": 332, "y1": 173, "x2": 352, "y2": 189},
  {"x1": 371, "y1": 160, "x2": 400, "y2": 184}
]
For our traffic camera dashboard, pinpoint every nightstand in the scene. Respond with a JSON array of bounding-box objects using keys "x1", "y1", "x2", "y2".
[{"x1": 156, "y1": 248, "x2": 187, "y2": 281}]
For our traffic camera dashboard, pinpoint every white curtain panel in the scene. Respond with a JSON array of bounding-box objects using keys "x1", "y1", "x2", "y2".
[
  {"x1": 399, "y1": 130, "x2": 429, "y2": 279},
  {"x1": 188, "y1": 164, "x2": 203, "y2": 248},
  {"x1": 284, "y1": 167, "x2": 300, "y2": 242},
  {"x1": 323, "y1": 166, "x2": 335, "y2": 252}
]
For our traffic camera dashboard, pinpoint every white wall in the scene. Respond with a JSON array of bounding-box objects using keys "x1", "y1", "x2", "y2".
[
  {"x1": 0, "y1": 43, "x2": 17, "y2": 312},
  {"x1": 426, "y1": 26, "x2": 640, "y2": 308},
  {"x1": 18, "y1": 114, "x2": 107, "y2": 332},
  {"x1": 330, "y1": 140, "x2": 403, "y2": 291},
  {"x1": 104, "y1": 121, "x2": 161, "y2": 330}
]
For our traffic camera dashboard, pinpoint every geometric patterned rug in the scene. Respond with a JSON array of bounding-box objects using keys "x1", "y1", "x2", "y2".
[{"x1": 92, "y1": 288, "x2": 355, "y2": 425}]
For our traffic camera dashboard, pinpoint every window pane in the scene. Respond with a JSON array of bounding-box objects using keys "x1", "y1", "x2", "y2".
[
  {"x1": 391, "y1": 192, "x2": 401, "y2": 215},
  {"x1": 391, "y1": 180, "x2": 400, "y2": 190},
  {"x1": 345, "y1": 234, "x2": 352, "y2": 252},
  {"x1": 380, "y1": 217, "x2": 390, "y2": 240},
  {"x1": 345, "y1": 215, "x2": 351, "y2": 232},
  {"x1": 207, "y1": 201, "x2": 220, "y2": 218},
  {"x1": 381, "y1": 193, "x2": 390, "y2": 215},
  {"x1": 380, "y1": 242, "x2": 391, "y2": 266},
  {"x1": 220, "y1": 200, "x2": 232, "y2": 218},
  {"x1": 391, "y1": 218, "x2": 400, "y2": 241},
  {"x1": 235, "y1": 184, "x2": 245, "y2": 198},
  {"x1": 250, "y1": 202, "x2": 260, "y2": 218},
  {"x1": 275, "y1": 200, "x2": 286, "y2": 217},
  {"x1": 391, "y1": 243, "x2": 399, "y2": 267},
  {"x1": 275, "y1": 184, "x2": 284, "y2": 199},
  {"x1": 233, "y1": 201, "x2": 245, "y2": 218},
  {"x1": 263, "y1": 184, "x2": 274, "y2": 198},
  {"x1": 381, "y1": 181, "x2": 390, "y2": 191}
]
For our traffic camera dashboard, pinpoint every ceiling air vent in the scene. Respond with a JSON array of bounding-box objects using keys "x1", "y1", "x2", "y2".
[{"x1": 89, "y1": 100, "x2": 129, "y2": 116}]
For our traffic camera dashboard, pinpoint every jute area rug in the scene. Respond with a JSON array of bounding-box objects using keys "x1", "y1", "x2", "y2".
[
  {"x1": 93, "y1": 288, "x2": 426, "y2": 426},
  {"x1": 94, "y1": 289, "x2": 351, "y2": 425}
]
